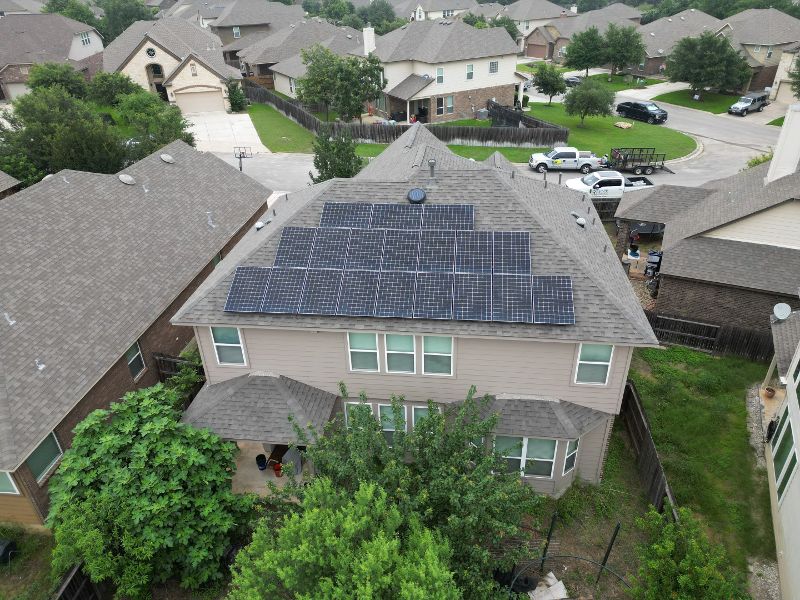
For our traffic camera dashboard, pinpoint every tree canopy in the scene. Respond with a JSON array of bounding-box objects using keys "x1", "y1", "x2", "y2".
[
  {"x1": 665, "y1": 31, "x2": 751, "y2": 95},
  {"x1": 27, "y1": 63, "x2": 88, "y2": 98},
  {"x1": 603, "y1": 23, "x2": 646, "y2": 75},
  {"x1": 48, "y1": 385, "x2": 253, "y2": 600},
  {"x1": 44, "y1": 0, "x2": 154, "y2": 42},
  {"x1": 790, "y1": 57, "x2": 800, "y2": 100},
  {"x1": 563, "y1": 26, "x2": 605, "y2": 75},
  {"x1": 229, "y1": 479, "x2": 460, "y2": 599},
  {"x1": 311, "y1": 125, "x2": 363, "y2": 183},
  {"x1": 532, "y1": 62, "x2": 567, "y2": 104},
  {"x1": 563, "y1": 77, "x2": 615, "y2": 125},
  {"x1": 462, "y1": 12, "x2": 520, "y2": 40}
]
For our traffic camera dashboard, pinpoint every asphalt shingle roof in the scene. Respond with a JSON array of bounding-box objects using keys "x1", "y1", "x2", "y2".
[
  {"x1": 238, "y1": 18, "x2": 362, "y2": 65},
  {"x1": 0, "y1": 14, "x2": 99, "y2": 68},
  {"x1": 211, "y1": 0, "x2": 303, "y2": 27},
  {"x1": 488, "y1": 395, "x2": 609, "y2": 438},
  {"x1": 417, "y1": 0, "x2": 476, "y2": 12},
  {"x1": 772, "y1": 311, "x2": 800, "y2": 380},
  {"x1": 501, "y1": 0, "x2": 570, "y2": 22},
  {"x1": 385, "y1": 73, "x2": 435, "y2": 101},
  {"x1": 721, "y1": 8, "x2": 800, "y2": 46},
  {"x1": 545, "y1": 2, "x2": 640, "y2": 39},
  {"x1": 0, "y1": 141, "x2": 272, "y2": 472},
  {"x1": 615, "y1": 185, "x2": 712, "y2": 224},
  {"x1": 638, "y1": 8, "x2": 722, "y2": 58},
  {"x1": 0, "y1": 170, "x2": 20, "y2": 195},
  {"x1": 173, "y1": 124, "x2": 657, "y2": 350},
  {"x1": 182, "y1": 374, "x2": 337, "y2": 442}
]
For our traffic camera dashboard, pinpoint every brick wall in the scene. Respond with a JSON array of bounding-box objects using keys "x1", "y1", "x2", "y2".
[
  {"x1": 428, "y1": 84, "x2": 515, "y2": 123},
  {"x1": 656, "y1": 275, "x2": 800, "y2": 331},
  {"x1": 750, "y1": 64, "x2": 779, "y2": 91},
  {"x1": 632, "y1": 57, "x2": 666, "y2": 77}
]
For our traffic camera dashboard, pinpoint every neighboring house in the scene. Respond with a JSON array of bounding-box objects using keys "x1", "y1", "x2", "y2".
[
  {"x1": 237, "y1": 18, "x2": 362, "y2": 91},
  {"x1": 410, "y1": 0, "x2": 477, "y2": 21},
  {"x1": 716, "y1": 8, "x2": 800, "y2": 91},
  {"x1": 0, "y1": 14, "x2": 103, "y2": 101},
  {"x1": 103, "y1": 17, "x2": 243, "y2": 113},
  {"x1": 0, "y1": 141, "x2": 272, "y2": 526},
  {"x1": 766, "y1": 303, "x2": 800, "y2": 600},
  {"x1": 614, "y1": 104, "x2": 800, "y2": 332},
  {"x1": 172, "y1": 123, "x2": 658, "y2": 498},
  {"x1": 525, "y1": 3, "x2": 641, "y2": 60},
  {"x1": 0, "y1": 169, "x2": 21, "y2": 199},
  {"x1": 498, "y1": 0, "x2": 577, "y2": 53},
  {"x1": 373, "y1": 20, "x2": 523, "y2": 122},
  {"x1": 0, "y1": 0, "x2": 42, "y2": 15},
  {"x1": 770, "y1": 42, "x2": 798, "y2": 103},
  {"x1": 634, "y1": 8, "x2": 721, "y2": 76}
]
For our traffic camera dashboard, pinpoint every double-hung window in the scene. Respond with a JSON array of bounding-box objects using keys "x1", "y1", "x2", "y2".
[
  {"x1": 496, "y1": 436, "x2": 557, "y2": 478},
  {"x1": 766, "y1": 46, "x2": 773, "y2": 59},
  {"x1": 0, "y1": 472, "x2": 19, "y2": 495},
  {"x1": 436, "y1": 67, "x2": 444, "y2": 83},
  {"x1": 289, "y1": 77, "x2": 296, "y2": 94},
  {"x1": 232, "y1": 26, "x2": 241, "y2": 38},
  {"x1": 575, "y1": 344, "x2": 613, "y2": 384},
  {"x1": 423, "y1": 336, "x2": 452, "y2": 375},
  {"x1": 345, "y1": 401, "x2": 373, "y2": 427},
  {"x1": 443, "y1": 8, "x2": 453, "y2": 16},
  {"x1": 563, "y1": 439, "x2": 579, "y2": 474},
  {"x1": 211, "y1": 327, "x2": 246, "y2": 365},
  {"x1": 348, "y1": 332, "x2": 379, "y2": 372},
  {"x1": 436, "y1": 97, "x2": 444, "y2": 115},
  {"x1": 80, "y1": 31, "x2": 91, "y2": 46},
  {"x1": 411, "y1": 405, "x2": 438, "y2": 428},
  {"x1": 489, "y1": 60, "x2": 499, "y2": 74},
  {"x1": 466, "y1": 64, "x2": 473, "y2": 80},
  {"x1": 125, "y1": 341, "x2": 145, "y2": 379},
  {"x1": 385, "y1": 334, "x2": 415, "y2": 373},
  {"x1": 379, "y1": 404, "x2": 405, "y2": 445},
  {"x1": 445, "y1": 95, "x2": 454, "y2": 114},
  {"x1": 772, "y1": 406, "x2": 797, "y2": 502},
  {"x1": 26, "y1": 432, "x2": 63, "y2": 483}
]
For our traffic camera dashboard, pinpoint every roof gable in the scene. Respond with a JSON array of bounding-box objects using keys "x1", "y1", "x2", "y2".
[{"x1": 0, "y1": 13, "x2": 101, "y2": 68}]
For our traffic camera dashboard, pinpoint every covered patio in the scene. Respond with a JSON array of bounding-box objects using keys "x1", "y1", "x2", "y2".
[{"x1": 384, "y1": 74, "x2": 434, "y2": 123}]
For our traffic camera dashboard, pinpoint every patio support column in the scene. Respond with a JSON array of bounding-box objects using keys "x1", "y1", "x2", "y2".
[
  {"x1": 406, "y1": 100, "x2": 410, "y2": 122},
  {"x1": 763, "y1": 354, "x2": 778, "y2": 389},
  {"x1": 517, "y1": 80, "x2": 524, "y2": 106}
]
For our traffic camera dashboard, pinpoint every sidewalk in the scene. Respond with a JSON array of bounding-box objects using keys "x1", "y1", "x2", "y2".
[{"x1": 618, "y1": 81, "x2": 689, "y2": 100}]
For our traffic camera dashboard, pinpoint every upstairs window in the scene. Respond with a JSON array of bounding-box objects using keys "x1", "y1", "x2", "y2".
[
  {"x1": 423, "y1": 336, "x2": 452, "y2": 375},
  {"x1": 753, "y1": 45, "x2": 761, "y2": 52},
  {"x1": 348, "y1": 332, "x2": 379, "y2": 372},
  {"x1": 489, "y1": 60, "x2": 499, "y2": 74},
  {"x1": 575, "y1": 344, "x2": 613, "y2": 385},
  {"x1": 443, "y1": 8, "x2": 453, "y2": 16},
  {"x1": 26, "y1": 432, "x2": 63, "y2": 483},
  {"x1": 289, "y1": 77, "x2": 296, "y2": 94},
  {"x1": 190, "y1": 62, "x2": 198, "y2": 76},
  {"x1": 233, "y1": 26, "x2": 241, "y2": 38},
  {"x1": 766, "y1": 46, "x2": 773, "y2": 58},
  {"x1": 466, "y1": 63, "x2": 473, "y2": 80},
  {"x1": 125, "y1": 341, "x2": 145, "y2": 379},
  {"x1": 436, "y1": 67, "x2": 444, "y2": 83},
  {"x1": 80, "y1": 31, "x2": 91, "y2": 46},
  {"x1": 211, "y1": 327, "x2": 245, "y2": 365},
  {"x1": 385, "y1": 334, "x2": 415, "y2": 373}
]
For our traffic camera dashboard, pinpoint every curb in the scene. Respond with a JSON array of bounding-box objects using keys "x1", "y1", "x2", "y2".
[{"x1": 665, "y1": 134, "x2": 704, "y2": 164}]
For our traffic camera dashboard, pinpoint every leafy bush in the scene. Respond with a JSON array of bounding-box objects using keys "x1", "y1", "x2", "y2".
[
  {"x1": 563, "y1": 78, "x2": 614, "y2": 126},
  {"x1": 522, "y1": 94, "x2": 530, "y2": 108},
  {"x1": 165, "y1": 346, "x2": 205, "y2": 408},
  {"x1": 746, "y1": 151, "x2": 773, "y2": 169},
  {"x1": 310, "y1": 124, "x2": 363, "y2": 183},
  {"x1": 88, "y1": 72, "x2": 141, "y2": 106},
  {"x1": 27, "y1": 63, "x2": 87, "y2": 98},
  {"x1": 227, "y1": 81, "x2": 247, "y2": 112},
  {"x1": 117, "y1": 91, "x2": 195, "y2": 158}
]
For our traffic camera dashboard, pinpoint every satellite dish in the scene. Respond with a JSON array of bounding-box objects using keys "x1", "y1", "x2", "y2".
[
  {"x1": 118, "y1": 174, "x2": 136, "y2": 185},
  {"x1": 160, "y1": 153, "x2": 176, "y2": 164},
  {"x1": 773, "y1": 303, "x2": 792, "y2": 321}
]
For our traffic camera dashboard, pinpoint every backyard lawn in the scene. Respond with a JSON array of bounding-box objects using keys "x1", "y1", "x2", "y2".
[
  {"x1": 651, "y1": 89, "x2": 739, "y2": 114},
  {"x1": 585, "y1": 73, "x2": 661, "y2": 92},
  {"x1": 517, "y1": 62, "x2": 571, "y2": 75},
  {"x1": 248, "y1": 104, "x2": 315, "y2": 153},
  {"x1": 0, "y1": 524, "x2": 55, "y2": 600},
  {"x1": 629, "y1": 346, "x2": 775, "y2": 573}
]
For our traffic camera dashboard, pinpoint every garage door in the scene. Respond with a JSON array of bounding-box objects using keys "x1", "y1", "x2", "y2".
[
  {"x1": 6, "y1": 83, "x2": 29, "y2": 99},
  {"x1": 175, "y1": 90, "x2": 225, "y2": 114},
  {"x1": 776, "y1": 81, "x2": 796, "y2": 104}
]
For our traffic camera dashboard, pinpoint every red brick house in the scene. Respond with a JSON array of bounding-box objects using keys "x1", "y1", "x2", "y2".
[{"x1": 0, "y1": 141, "x2": 272, "y2": 525}]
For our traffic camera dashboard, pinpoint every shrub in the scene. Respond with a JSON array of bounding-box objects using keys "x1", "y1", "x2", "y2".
[
  {"x1": 27, "y1": 63, "x2": 87, "y2": 98},
  {"x1": 227, "y1": 81, "x2": 247, "y2": 112},
  {"x1": 88, "y1": 72, "x2": 141, "y2": 106},
  {"x1": 522, "y1": 94, "x2": 530, "y2": 108}
]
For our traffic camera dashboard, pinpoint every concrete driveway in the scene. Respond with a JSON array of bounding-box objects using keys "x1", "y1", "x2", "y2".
[
  {"x1": 187, "y1": 111, "x2": 268, "y2": 154},
  {"x1": 213, "y1": 151, "x2": 315, "y2": 192}
]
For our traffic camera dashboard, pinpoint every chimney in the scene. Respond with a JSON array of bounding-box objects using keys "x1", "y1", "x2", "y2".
[
  {"x1": 363, "y1": 25, "x2": 376, "y2": 54},
  {"x1": 766, "y1": 103, "x2": 800, "y2": 184},
  {"x1": 570, "y1": 3, "x2": 577, "y2": 12}
]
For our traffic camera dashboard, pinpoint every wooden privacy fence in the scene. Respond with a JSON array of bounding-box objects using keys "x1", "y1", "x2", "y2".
[
  {"x1": 152, "y1": 352, "x2": 203, "y2": 382},
  {"x1": 53, "y1": 565, "x2": 108, "y2": 600},
  {"x1": 644, "y1": 311, "x2": 774, "y2": 361},
  {"x1": 243, "y1": 80, "x2": 569, "y2": 147},
  {"x1": 620, "y1": 380, "x2": 680, "y2": 521}
]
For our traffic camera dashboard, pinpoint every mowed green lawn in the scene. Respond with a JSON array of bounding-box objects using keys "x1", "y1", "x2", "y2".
[
  {"x1": 768, "y1": 116, "x2": 784, "y2": 126},
  {"x1": 585, "y1": 73, "x2": 661, "y2": 92},
  {"x1": 630, "y1": 346, "x2": 775, "y2": 572},
  {"x1": 651, "y1": 89, "x2": 739, "y2": 114},
  {"x1": 528, "y1": 103, "x2": 696, "y2": 159},
  {"x1": 248, "y1": 104, "x2": 316, "y2": 153}
]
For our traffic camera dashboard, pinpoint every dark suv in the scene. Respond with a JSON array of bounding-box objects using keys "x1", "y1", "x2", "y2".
[{"x1": 616, "y1": 101, "x2": 668, "y2": 124}]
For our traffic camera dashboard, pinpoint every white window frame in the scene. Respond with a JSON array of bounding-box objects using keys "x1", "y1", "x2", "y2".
[
  {"x1": 211, "y1": 326, "x2": 247, "y2": 366},
  {"x1": 422, "y1": 336, "x2": 453, "y2": 376},
  {"x1": 232, "y1": 25, "x2": 241, "y2": 38},
  {"x1": 384, "y1": 334, "x2": 416, "y2": 374},
  {"x1": 496, "y1": 436, "x2": 557, "y2": 479},
  {"x1": 574, "y1": 343, "x2": 614, "y2": 385},
  {"x1": 126, "y1": 340, "x2": 146, "y2": 379},
  {"x1": 772, "y1": 406, "x2": 797, "y2": 504},
  {"x1": 563, "y1": 439, "x2": 579, "y2": 475},
  {"x1": 20, "y1": 65, "x2": 29, "y2": 75},
  {"x1": 378, "y1": 404, "x2": 407, "y2": 445},
  {"x1": 289, "y1": 77, "x2": 296, "y2": 94},
  {"x1": 190, "y1": 62, "x2": 198, "y2": 76},
  {"x1": 466, "y1": 63, "x2": 473, "y2": 80},
  {"x1": 753, "y1": 44, "x2": 761, "y2": 52},
  {"x1": 436, "y1": 97, "x2": 444, "y2": 115},
  {"x1": 446, "y1": 95, "x2": 454, "y2": 114},
  {"x1": 524, "y1": 20, "x2": 529, "y2": 30},
  {"x1": 411, "y1": 404, "x2": 439, "y2": 429},
  {"x1": 766, "y1": 46, "x2": 773, "y2": 58},
  {"x1": 80, "y1": 31, "x2": 91, "y2": 46},
  {"x1": 344, "y1": 401, "x2": 374, "y2": 427},
  {"x1": 0, "y1": 471, "x2": 19, "y2": 495},
  {"x1": 489, "y1": 60, "x2": 499, "y2": 74},
  {"x1": 29, "y1": 432, "x2": 63, "y2": 484},
  {"x1": 436, "y1": 67, "x2": 444, "y2": 84},
  {"x1": 347, "y1": 332, "x2": 379, "y2": 373}
]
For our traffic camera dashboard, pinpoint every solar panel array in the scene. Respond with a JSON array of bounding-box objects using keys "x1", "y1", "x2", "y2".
[{"x1": 224, "y1": 203, "x2": 576, "y2": 325}]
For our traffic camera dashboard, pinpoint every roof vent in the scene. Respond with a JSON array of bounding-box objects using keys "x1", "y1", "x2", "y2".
[
  {"x1": 650, "y1": 31, "x2": 655, "y2": 36},
  {"x1": 347, "y1": 33, "x2": 352, "y2": 38},
  {"x1": 407, "y1": 188, "x2": 426, "y2": 203},
  {"x1": 118, "y1": 173, "x2": 136, "y2": 185},
  {"x1": 773, "y1": 303, "x2": 792, "y2": 321},
  {"x1": 255, "y1": 220, "x2": 266, "y2": 230},
  {"x1": 575, "y1": 217, "x2": 586, "y2": 228},
  {"x1": 667, "y1": 17, "x2": 672, "y2": 21},
  {"x1": 160, "y1": 153, "x2": 176, "y2": 163},
  {"x1": 680, "y1": 15, "x2": 685, "y2": 19}
]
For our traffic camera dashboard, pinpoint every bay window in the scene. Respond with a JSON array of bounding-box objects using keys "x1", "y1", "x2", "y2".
[
  {"x1": 0, "y1": 472, "x2": 19, "y2": 495},
  {"x1": 495, "y1": 436, "x2": 558, "y2": 478},
  {"x1": 563, "y1": 439, "x2": 579, "y2": 474}
]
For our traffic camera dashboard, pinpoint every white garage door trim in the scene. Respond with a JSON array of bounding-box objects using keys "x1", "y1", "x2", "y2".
[{"x1": 174, "y1": 90, "x2": 225, "y2": 114}]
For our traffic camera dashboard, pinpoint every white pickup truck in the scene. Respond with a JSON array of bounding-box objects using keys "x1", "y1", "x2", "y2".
[
  {"x1": 565, "y1": 170, "x2": 654, "y2": 200},
  {"x1": 528, "y1": 147, "x2": 607, "y2": 174}
]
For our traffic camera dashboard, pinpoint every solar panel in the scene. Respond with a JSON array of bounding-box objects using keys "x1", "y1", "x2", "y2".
[
  {"x1": 319, "y1": 202, "x2": 373, "y2": 229},
  {"x1": 418, "y1": 229, "x2": 455, "y2": 272},
  {"x1": 493, "y1": 231, "x2": 531, "y2": 275},
  {"x1": 309, "y1": 228, "x2": 350, "y2": 270},
  {"x1": 532, "y1": 275, "x2": 575, "y2": 325},
  {"x1": 346, "y1": 228, "x2": 385, "y2": 271},
  {"x1": 224, "y1": 266, "x2": 271, "y2": 312},
  {"x1": 453, "y1": 273, "x2": 492, "y2": 321},
  {"x1": 414, "y1": 272, "x2": 454, "y2": 319},
  {"x1": 455, "y1": 230, "x2": 493, "y2": 274},
  {"x1": 299, "y1": 269, "x2": 343, "y2": 315},
  {"x1": 338, "y1": 270, "x2": 380, "y2": 316},
  {"x1": 382, "y1": 229, "x2": 420, "y2": 272},
  {"x1": 423, "y1": 204, "x2": 474, "y2": 230},
  {"x1": 371, "y1": 203, "x2": 423, "y2": 229},
  {"x1": 261, "y1": 267, "x2": 307, "y2": 313},
  {"x1": 375, "y1": 271, "x2": 416, "y2": 318},
  {"x1": 492, "y1": 274, "x2": 533, "y2": 323},
  {"x1": 274, "y1": 227, "x2": 316, "y2": 268}
]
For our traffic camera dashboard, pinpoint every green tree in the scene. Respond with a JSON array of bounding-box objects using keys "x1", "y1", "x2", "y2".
[
  {"x1": 790, "y1": 57, "x2": 800, "y2": 99},
  {"x1": 229, "y1": 479, "x2": 460, "y2": 599},
  {"x1": 27, "y1": 63, "x2": 88, "y2": 98},
  {"x1": 532, "y1": 62, "x2": 567, "y2": 104},
  {"x1": 632, "y1": 507, "x2": 750, "y2": 599},
  {"x1": 603, "y1": 23, "x2": 646, "y2": 75},
  {"x1": 462, "y1": 12, "x2": 487, "y2": 26},
  {"x1": 665, "y1": 31, "x2": 751, "y2": 97},
  {"x1": 319, "y1": 0, "x2": 355, "y2": 21},
  {"x1": 297, "y1": 44, "x2": 339, "y2": 119},
  {"x1": 357, "y1": 0, "x2": 395, "y2": 24},
  {"x1": 340, "y1": 11, "x2": 365, "y2": 28},
  {"x1": 563, "y1": 26, "x2": 605, "y2": 76},
  {"x1": 493, "y1": 15, "x2": 520, "y2": 40},
  {"x1": 291, "y1": 387, "x2": 542, "y2": 599},
  {"x1": 311, "y1": 125, "x2": 362, "y2": 183},
  {"x1": 563, "y1": 77, "x2": 614, "y2": 125},
  {"x1": 87, "y1": 71, "x2": 140, "y2": 105},
  {"x1": 117, "y1": 90, "x2": 195, "y2": 159},
  {"x1": 48, "y1": 385, "x2": 253, "y2": 600},
  {"x1": 332, "y1": 53, "x2": 385, "y2": 122},
  {"x1": 96, "y1": 0, "x2": 153, "y2": 42},
  {"x1": 43, "y1": 0, "x2": 101, "y2": 30},
  {"x1": 302, "y1": 0, "x2": 321, "y2": 14},
  {"x1": 0, "y1": 153, "x2": 45, "y2": 188},
  {"x1": 227, "y1": 81, "x2": 247, "y2": 112}
]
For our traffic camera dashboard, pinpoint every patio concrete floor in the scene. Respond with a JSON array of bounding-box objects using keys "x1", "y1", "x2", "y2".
[{"x1": 233, "y1": 440, "x2": 302, "y2": 496}]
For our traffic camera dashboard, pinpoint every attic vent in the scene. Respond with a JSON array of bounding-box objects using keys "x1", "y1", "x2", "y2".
[
  {"x1": 657, "y1": 48, "x2": 664, "y2": 53},
  {"x1": 774, "y1": 303, "x2": 792, "y2": 321},
  {"x1": 346, "y1": 34, "x2": 352, "y2": 38},
  {"x1": 407, "y1": 188, "x2": 426, "y2": 203},
  {"x1": 680, "y1": 15, "x2": 685, "y2": 19},
  {"x1": 667, "y1": 17, "x2": 672, "y2": 21},
  {"x1": 650, "y1": 31, "x2": 655, "y2": 35},
  {"x1": 118, "y1": 173, "x2": 136, "y2": 185},
  {"x1": 160, "y1": 153, "x2": 176, "y2": 164}
]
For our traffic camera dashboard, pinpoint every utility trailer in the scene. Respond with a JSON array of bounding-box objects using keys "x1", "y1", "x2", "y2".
[{"x1": 607, "y1": 147, "x2": 673, "y2": 175}]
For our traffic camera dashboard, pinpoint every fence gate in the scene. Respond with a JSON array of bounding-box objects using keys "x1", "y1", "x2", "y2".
[
  {"x1": 53, "y1": 565, "x2": 106, "y2": 600},
  {"x1": 152, "y1": 352, "x2": 198, "y2": 382}
]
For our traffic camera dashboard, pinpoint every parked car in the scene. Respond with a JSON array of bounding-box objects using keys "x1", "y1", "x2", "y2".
[
  {"x1": 565, "y1": 170, "x2": 654, "y2": 200},
  {"x1": 728, "y1": 91, "x2": 769, "y2": 116},
  {"x1": 564, "y1": 75, "x2": 583, "y2": 87},
  {"x1": 616, "y1": 101, "x2": 668, "y2": 124},
  {"x1": 528, "y1": 147, "x2": 607, "y2": 173}
]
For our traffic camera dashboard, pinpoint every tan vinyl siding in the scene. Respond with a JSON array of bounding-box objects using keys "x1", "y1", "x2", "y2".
[
  {"x1": 196, "y1": 327, "x2": 631, "y2": 414},
  {"x1": 0, "y1": 473, "x2": 43, "y2": 525},
  {"x1": 702, "y1": 201, "x2": 800, "y2": 250},
  {"x1": 577, "y1": 416, "x2": 613, "y2": 482}
]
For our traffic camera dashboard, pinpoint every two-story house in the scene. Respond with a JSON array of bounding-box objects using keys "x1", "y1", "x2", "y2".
[
  {"x1": 0, "y1": 170, "x2": 21, "y2": 199},
  {"x1": 0, "y1": 13, "x2": 103, "y2": 101},
  {"x1": 494, "y1": 0, "x2": 577, "y2": 53},
  {"x1": 103, "y1": 17, "x2": 243, "y2": 114},
  {"x1": 410, "y1": 0, "x2": 477, "y2": 21},
  {"x1": 0, "y1": 141, "x2": 273, "y2": 526},
  {"x1": 716, "y1": 8, "x2": 800, "y2": 91},
  {"x1": 173, "y1": 123, "x2": 658, "y2": 497}
]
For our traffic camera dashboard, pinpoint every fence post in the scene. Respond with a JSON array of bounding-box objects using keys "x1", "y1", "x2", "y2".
[
  {"x1": 596, "y1": 522, "x2": 621, "y2": 584},
  {"x1": 540, "y1": 511, "x2": 558, "y2": 574}
]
